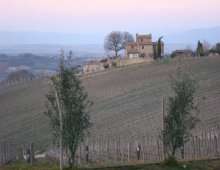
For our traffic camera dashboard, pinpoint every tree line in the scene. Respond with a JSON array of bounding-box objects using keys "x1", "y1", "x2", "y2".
[{"x1": 195, "y1": 40, "x2": 220, "y2": 56}]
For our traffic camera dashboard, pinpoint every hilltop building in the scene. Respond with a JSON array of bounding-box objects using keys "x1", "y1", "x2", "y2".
[
  {"x1": 171, "y1": 49, "x2": 193, "y2": 58},
  {"x1": 125, "y1": 34, "x2": 164, "y2": 59},
  {"x1": 84, "y1": 33, "x2": 164, "y2": 74}
]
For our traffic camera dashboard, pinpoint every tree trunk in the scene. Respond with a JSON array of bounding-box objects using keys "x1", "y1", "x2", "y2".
[
  {"x1": 115, "y1": 50, "x2": 118, "y2": 58},
  {"x1": 69, "y1": 149, "x2": 76, "y2": 169},
  {"x1": 55, "y1": 90, "x2": 63, "y2": 170},
  {"x1": 172, "y1": 146, "x2": 176, "y2": 157}
]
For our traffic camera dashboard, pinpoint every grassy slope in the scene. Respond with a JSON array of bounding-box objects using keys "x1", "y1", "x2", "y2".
[
  {"x1": 0, "y1": 80, "x2": 51, "y2": 148},
  {"x1": 2, "y1": 158, "x2": 220, "y2": 170},
  {"x1": 84, "y1": 57, "x2": 220, "y2": 139},
  {"x1": 0, "y1": 56, "x2": 220, "y2": 149}
]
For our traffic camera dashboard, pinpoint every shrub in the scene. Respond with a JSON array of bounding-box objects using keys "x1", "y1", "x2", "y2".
[
  {"x1": 112, "y1": 62, "x2": 117, "y2": 68},
  {"x1": 163, "y1": 156, "x2": 179, "y2": 167},
  {"x1": 140, "y1": 53, "x2": 146, "y2": 58},
  {"x1": 103, "y1": 63, "x2": 109, "y2": 69}
]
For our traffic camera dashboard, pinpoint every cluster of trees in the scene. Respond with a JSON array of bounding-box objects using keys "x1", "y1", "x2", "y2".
[
  {"x1": 209, "y1": 42, "x2": 220, "y2": 55},
  {"x1": 104, "y1": 31, "x2": 134, "y2": 57},
  {"x1": 4, "y1": 69, "x2": 35, "y2": 82},
  {"x1": 196, "y1": 40, "x2": 220, "y2": 56}
]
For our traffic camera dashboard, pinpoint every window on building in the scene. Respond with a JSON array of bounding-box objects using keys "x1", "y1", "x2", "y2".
[
  {"x1": 132, "y1": 46, "x2": 134, "y2": 49},
  {"x1": 142, "y1": 46, "x2": 144, "y2": 49}
]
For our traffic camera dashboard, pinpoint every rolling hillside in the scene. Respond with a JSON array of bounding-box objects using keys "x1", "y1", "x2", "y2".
[{"x1": 0, "y1": 56, "x2": 220, "y2": 149}]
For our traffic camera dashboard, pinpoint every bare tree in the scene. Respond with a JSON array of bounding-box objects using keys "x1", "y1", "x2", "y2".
[
  {"x1": 121, "y1": 31, "x2": 134, "y2": 49},
  {"x1": 202, "y1": 40, "x2": 210, "y2": 54},
  {"x1": 104, "y1": 31, "x2": 134, "y2": 57}
]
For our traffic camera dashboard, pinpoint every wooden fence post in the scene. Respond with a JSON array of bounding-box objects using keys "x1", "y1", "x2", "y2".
[
  {"x1": 162, "y1": 98, "x2": 165, "y2": 160},
  {"x1": 157, "y1": 137, "x2": 161, "y2": 161},
  {"x1": 79, "y1": 145, "x2": 81, "y2": 164},
  {"x1": 85, "y1": 146, "x2": 89, "y2": 164},
  {"x1": 106, "y1": 139, "x2": 108, "y2": 165},
  {"x1": 30, "y1": 143, "x2": 35, "y2": 164},
  {"x1": 127, "y1": 142, "x2": 130, "y2": 162},
  {"x1": 214, "y1": 135, "x2": 218, "y2": 156},
  {"x1": 121, "y1": 139, "x2": 123, "y2": 163}
]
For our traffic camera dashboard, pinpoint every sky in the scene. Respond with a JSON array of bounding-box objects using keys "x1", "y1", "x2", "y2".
[{"x1": 0, "y1": 0, "x2": 220, "y2": 37}]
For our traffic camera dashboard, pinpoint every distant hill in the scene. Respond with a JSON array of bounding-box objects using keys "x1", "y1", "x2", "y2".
[
  {"x1": 0, "y1": 53, "x2": 58, "y2": 81},
  {"x1": 0, "y1": 31, "x2": 105, "y2": 44},
  {"x1": 164, "y1": 26, "x2": 220, "y2": 44},
  {"x1": 0, "y1": 53, "x2": 94, "y2": 81},
  {"x1": 0, "y1": 27, "x2": 219, "y2": 54},
  {"x1": 0, "y1": 56, "x2": 220, "y2": 149}
]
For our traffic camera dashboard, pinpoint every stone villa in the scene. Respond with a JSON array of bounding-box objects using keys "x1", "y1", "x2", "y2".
[
  {"x1": 84, "y1": 33, "x2": 164, "y2": 74},
  {"x1": 126, "y1": 34, "x2": 164, "y2": 59}
]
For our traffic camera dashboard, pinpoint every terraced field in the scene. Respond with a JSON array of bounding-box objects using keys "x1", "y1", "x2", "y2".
[{"x1": 0, "y1": 56, "x2": 220, "y2": 150}]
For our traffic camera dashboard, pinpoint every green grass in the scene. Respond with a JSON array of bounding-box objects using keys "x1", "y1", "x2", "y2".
[{"x1": 2, "y1": 158, "x2": 220, "y2": 170}]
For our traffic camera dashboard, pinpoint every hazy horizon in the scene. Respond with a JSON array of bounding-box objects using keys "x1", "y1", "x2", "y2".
[
  {"x1": 0, "y1": 0, "x2": 220, "y2": 54},
  {"x1": 1, "y1": 0, "x2": 220, "y2": 34}
]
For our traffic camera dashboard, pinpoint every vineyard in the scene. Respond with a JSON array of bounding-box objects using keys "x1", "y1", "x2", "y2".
[{"x1": 0, "y1": 56, "x2": 220, "y2": 164}]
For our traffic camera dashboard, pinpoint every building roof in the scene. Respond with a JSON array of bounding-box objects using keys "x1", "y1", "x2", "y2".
[
  {"x1": 172, "y1": 49, "x2": 193, "y2": 53},
  {"x1": 136, "y1": 33, "x2": 152, "y2": 38}
]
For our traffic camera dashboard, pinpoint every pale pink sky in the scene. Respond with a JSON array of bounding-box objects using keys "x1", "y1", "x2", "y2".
[{"x1": 0, "y1": 0, "x2": 220, "y2": 34}]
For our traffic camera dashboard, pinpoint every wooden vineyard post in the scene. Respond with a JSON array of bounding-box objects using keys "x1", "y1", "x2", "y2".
[
  {"x1": 30, "y1": 143, "x2": 35, "y2": 164},
  {"x1": 116, "y1": 139, "x2": 119, "y2": 163},
  {"x1": 0, "y1": 143, "x2": 1, "y2": 163},
  {"x1": 141, "y1": 137, "x2": 144, "y2": 161},
  {"x1": 99, "y1": 138, "x2": 101, "y2": 163},
  {"x1": 85, "y1": 146, "x2": 89, "y2": 164},
  {"x1": 26, "y1": 148, "x2": 31, "y2": 163},
  {"x1": 6, "y1": 142, "x2": 8, "y2": 163},
  {"x1": 146, "y1": 136, "x2": 149, "y2": 161},
  {"x1": 92, "y1": 138, "x2": 95, "y2": 162},
  {"x1": 162, "y1": 98, "x2": 165, "y2": 132},
  {"x1": 161, "y1": 98, "x2": 165, "y2": 160},
  {"x1": 204, "y1": 131, "x2": 207, "y2": 157},
  {"x1": 121, "y1": 140, "x2": 123, "y2": 163},
  {"x1": 118, "y1": 139, "x2": 120, "y2": 162},
  {"x1": 181, "y1": 144, "x2": 184, "y2": 159},
  {"x1": 157, "y1": 137, "x2": 160, "y2": 161},
  {"x1": 201, "y1": 132, "x2": 204, "y2": 157},
  {"x1": 114, "y1": 139, "x2": 117, "y2": 163},
  {"x1": 214, "y1": 135, "x2": 218, "y2": 156},
  {"x1": 79, "y1": 145, "x2": 82, "y2": 164},
  {"x1": 209, "y1": 131, "x2": 212, "y2": 155},
  {"x1": 127, "y1": 142, "x2": 130, "y2": 162},
  {"x1": 105, "y1": 140, "x2": 108, "y2": 165}
]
